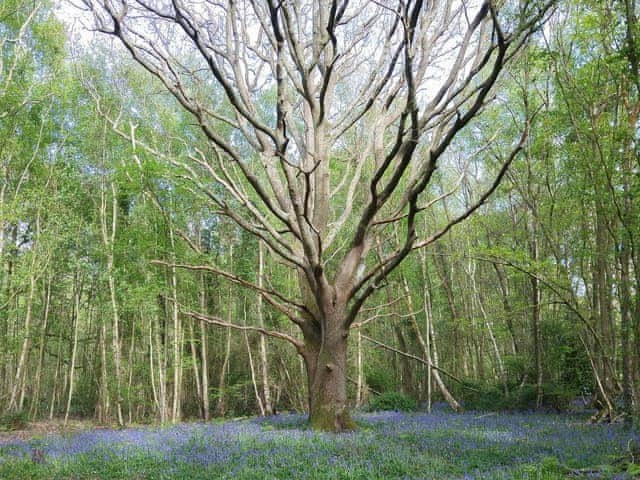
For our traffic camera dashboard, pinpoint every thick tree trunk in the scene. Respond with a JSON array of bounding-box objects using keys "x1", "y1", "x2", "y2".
[{"x1": 301, "y1": 309, "x2": 355, "y2": 432}]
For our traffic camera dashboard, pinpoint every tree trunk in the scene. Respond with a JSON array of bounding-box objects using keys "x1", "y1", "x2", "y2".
[
  {"x1": 30, "y1": 277, "x2": 51, "y2": 420},
  {"x1": 188, "y1": 319, "x2": 203, "y2": 415},
  {"x1": 302, "y1": 327, "x2": 355, "y2": 432},
  {"x1": 168, "y1": 227, "x2": 181, "y2": 423},
  {"x1": 407, "y1": 262, "x2": 463, "y2": 412},
  {"x1": 299, "y1": 293, "x2": 355, "y2": 432},
  {"x1": 153, "y1": 310, "x2": 168, "y2": 423},
  {"x1": 199, "y1": 273, "x2": 210, "y2": 420},
  {"x1": 492, "y1": 262, "x2": 519, "y2": 355},
  {"x1": 355, "y1": 330, "x2": 364, "y2": 409},
  {"x1": 244, "y1": 302, "x2": 265, "y2": 416},
  {"x1": 215, "y1": 325, "x2": 231, "y2": 417},
  {"x1": 528, "y1": 213, "x2": 544, "y2": 408},
  {"x1": 618, "y1": 234, "x2": 633, "y2": 425},
  {"x1": 64, "y1": 274, "x2": 81, "y2": 426},
  {"x1": 101, "y1": 182, "x2": 124, "y2": 426},
  {"x1": 256, "y1": 242, "x2": 273, "y2": 415}
]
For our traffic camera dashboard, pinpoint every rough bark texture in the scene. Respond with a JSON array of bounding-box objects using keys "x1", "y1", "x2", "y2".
[{"x1": 301, "y1": 305, "x2": 355, "y2": 432}]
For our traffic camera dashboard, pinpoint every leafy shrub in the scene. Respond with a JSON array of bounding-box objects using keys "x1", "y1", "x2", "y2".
[
  {"x1": 0, "y1": 411, "x2": 29, "y2": 431},
  {"x1": 503, "y1": 355, "x2": 527, "y2": 379},
  {"x1": 364, "y1": 366, "x2": 397, "y2": 393},
  {"x1": 461, "y1": 383, "x2": 576, "y2": 412},
  {"x1": 459, "y1": 382, "x2": 508, "y2": 411},
  {"x1": 367, "y1": 391, "x2": 417, "y2": 412},
  {"x1": 543, "y1": 385, "x2": 576, "y2": 411}
]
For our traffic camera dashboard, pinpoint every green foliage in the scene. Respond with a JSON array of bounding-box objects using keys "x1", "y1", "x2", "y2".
[
  {"x1": 627, "y1": 462, "x2": 640, "y2": 476},
  {"x1": 460, "y1": 383, "x2": 577, "y2": 412},
  {"x1": 367, "y1": 392, "x2": 417, "y2": 412},
  {"x1": 0, "y1": 411, "x2": 29, "y2": 431},
  {"x1": 543, "y1": 385, "x2": 577, "y2": 412},
  {"x1": 364, "y1": 366, "x2": 397, "y2": 394}
]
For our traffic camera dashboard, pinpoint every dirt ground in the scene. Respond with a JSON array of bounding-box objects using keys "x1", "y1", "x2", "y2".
[{"x1": 0, "y1": 419, "x2": 100, "y2": 445}]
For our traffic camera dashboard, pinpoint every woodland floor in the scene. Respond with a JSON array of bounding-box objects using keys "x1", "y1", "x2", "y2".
[{"x1": 0, "y1": 410, "x2": 638, "y2": 479}]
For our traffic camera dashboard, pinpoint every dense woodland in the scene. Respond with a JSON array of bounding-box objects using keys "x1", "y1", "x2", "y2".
[{"x1": 0, "y1": 0, "x2": 639, "y2": 433}]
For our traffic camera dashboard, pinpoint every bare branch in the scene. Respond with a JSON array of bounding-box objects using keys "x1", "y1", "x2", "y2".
[{"x1": 181, "y1": 306, "x2": 305, "y2": 352}]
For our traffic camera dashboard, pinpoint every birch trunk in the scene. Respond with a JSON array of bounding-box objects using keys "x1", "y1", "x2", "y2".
[
  {"x1": 257, "y1": 242, "x2": 273, "y2": 415},
  {"x1": 101, "y1": 183, "x2": 124, "y2": 426},
  {"x1": 64, "y1": 275, "x2": 81, "y2": 426},
  {"x1": 199, "y1": 273, "x2": 210, "y2": 420},
  {"x1": 168, "y1": 226, "x2": 181, "y2": 423},
  {"x1": 29, "y1": 277, "x2": 51, "y2": 420}
]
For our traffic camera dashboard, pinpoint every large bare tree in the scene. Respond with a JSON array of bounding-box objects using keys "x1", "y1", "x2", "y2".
[{"x1": 80, "y1": 0, "x2": 554, "y2": 431}]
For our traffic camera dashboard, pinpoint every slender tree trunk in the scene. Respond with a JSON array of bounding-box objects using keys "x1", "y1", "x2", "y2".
[
  {"x1": 244, "y1": 302, "x2": 265, "y2": 416},
  {"x1": 8, "y1": 269, "x2": 36, "y2": 412},
  {"x1": 468, "y1": 258, "x2": 506, "y2": 392},
  {"x1": 199, "y1": 274, "x2": 210, "y2": 420},
  {"x1": 419, "y1": 254, "x2": 433, "y2": 412},
  {"x1": 153, "y1": 310, "x2": 168, "y2": 423},
  {"x1": 492, "y1": 262, "x2": 519, "y2": 355},
  {"x1": 215, "y1": 324, "x2": 232, "y2": 417},
  {"x1": 8, "y1": 213, "x2": 41, "y2": 412},
  {"x1": 30, "y1": 277, "x2": 51, "y2": 420},
  {"x1": 256, "y1": 242, "x2": 273, "y2": 415},
  {"x1": 376, "y1": 235, "x2": 413, "y2": 395},
  {"x1": 101, "y1": 183, "x2": 124, "y2": 426},
  {"x1": 97, "y1": 316, "x2": 110, "y2": 423},
  {"x1": 528, "y1": 213, "x2": 544, "y2": 408},
  {"x1": 426, "y1": 303, "x2": 463, "y2": 412},
  {"x1": 393, "y1": 318, "x2": 415, "y2": 396},
  {"x1": 168, "y1": 227, "x2": 181, "y2": 423},
  {"x1": 127, "y1": 320, "x2": 136, "y2": 424},
  {"x1": 433, "y1": 245, "x2": 462, "y2": 376},
  {"x1": 215, "y1": 245, "x2": 234, "y2": 417},
  {"x1": 64, "y1": 274, "x2": 81, "y2": 426},
  {"x1": 188, "y1": 319, "x2": 202, "y2": 415},
  {"x1": 49, "y1": 333, "x2": 63, "y2": 420},
  {"x1": 148, "y1": 317, "x2": 159, "y2": 420},
  {"x1": 618, "y1": 236, "x2": 633, "y2": 424},
  {"x1": 355, "y1": 330, "x2": 364, "y2": 409},
  {"x1": 582, "y1": 335, "x2": 615, "y2": 421},
  {"x1": 418, "y1": 252, "x2": 460, "y2": 413}
]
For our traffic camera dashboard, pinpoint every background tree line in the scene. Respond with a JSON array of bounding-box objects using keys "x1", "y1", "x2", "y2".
[{"x1": 0, "y1": 0, "x2": 638, "y2": 428}]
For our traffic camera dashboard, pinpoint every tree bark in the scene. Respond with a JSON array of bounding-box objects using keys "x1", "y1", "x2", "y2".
[
  {"x1": 168, "y1": 227, "x2": 181, "y2": 423},
  {"x1": 30, "y1": 277, "x2": 51, "y2": 420},
  {"x1": 199, "y1": 273, "x2": 210, "y2": 420},
  {"x1": 528, "y1": 213, "x2": 544, "y2": 408},
  {"x1": 256, "y1": 242, "x2": 273, "y2": 415},
  {"x1": 301, "y1": 299, "x2": 355, "y2": 432},
  {"x1": 101, "y1": 181, "x2": 124, "y2": 426},
  {"x1": 244, "y1": 302, "x2": 265, "y2": 416},
  {"x1": 414, "y1": 257, "x2": 463, "y2": 412},
  {"x1": 355, "y1": 330, "x2": 365, "y2": 409},
  {"x1": 64, "y1": 273, "x2": 81, "y2": 426}
]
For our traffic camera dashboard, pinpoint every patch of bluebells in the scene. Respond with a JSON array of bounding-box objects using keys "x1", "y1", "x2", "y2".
[{"x1": 0, "y1": 410, "x2": 637, "y2": 479}]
